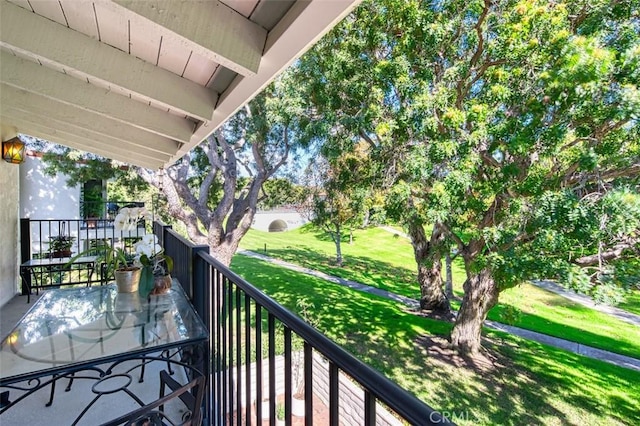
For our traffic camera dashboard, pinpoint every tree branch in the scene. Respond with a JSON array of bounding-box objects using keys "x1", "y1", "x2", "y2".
[
  {"x1": 210, "y1": 130, "x2": 238, "y2": 228},
  {"x1": 441, "y1": 222, "x2": 466, "y2": 253},
  {"x1": 573, "y1": 243, "x2": 637, "y2": 266},
  {"x1": 455, "y1": 0, "x2": 491, "y2": 108}
]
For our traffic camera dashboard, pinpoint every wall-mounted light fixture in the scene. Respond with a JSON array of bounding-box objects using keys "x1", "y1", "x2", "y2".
[{"x1": 2, "y1": 136, "x2": 25, "y2": 164}]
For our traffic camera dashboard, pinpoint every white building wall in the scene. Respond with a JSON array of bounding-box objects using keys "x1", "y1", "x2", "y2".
[
  {"x1": 20, "y1": 155, "x2": 80, "y2": 220},
  {"x1": 20, "y1": 155, "x2": 81, "y2": 252},
  {"x1": 0, "y1": 128, "x2": 21, "y2": 306}
]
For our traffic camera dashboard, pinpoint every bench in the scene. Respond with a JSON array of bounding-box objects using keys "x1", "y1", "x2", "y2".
[{"x1": 20, "y1": 256, "x2": 99, "y2": 303}]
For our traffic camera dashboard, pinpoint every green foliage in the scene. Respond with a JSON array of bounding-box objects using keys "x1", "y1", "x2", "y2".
[
  {"x1": 297, "y1": 0, "x2": 640, "y2": 308},
  {"x1": 69, "y1": 245, "x2": 134, "y2": 281},
  {"x1": 41, "y1": 146, "x2": 122, "y2": 187},
  {"x1": 258, "y1": 178, "x2": 306, "y2": 210},
  {"x1": 301, "y1": 146, "x2": 378, "y2": 264},
  {"x1": 498, "y1": 304, "x2": 522, "y2": 325},
  {"x1": 81, "y1": 181, "x2": 104, "y2": 218}
]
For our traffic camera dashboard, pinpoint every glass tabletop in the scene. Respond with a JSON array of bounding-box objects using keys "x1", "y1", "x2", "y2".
[{"x1": 0, "y1": 281, "x2": 208, "y2": 384}]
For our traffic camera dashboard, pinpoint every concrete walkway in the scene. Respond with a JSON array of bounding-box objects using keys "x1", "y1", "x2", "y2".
[
  {"x1": 378, "y1": 225, "x2": 410, "y2": 240},
  {"x1": 238, "y1": 250, "x2": 640, "y2": 372},
  {"x1": 530, "y1": 280, "x2": 640, "y2": 327}
]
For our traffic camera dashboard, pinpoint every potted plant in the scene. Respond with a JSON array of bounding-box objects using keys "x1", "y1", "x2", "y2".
[
  {"x1": 68, "y1": 206, "x2": 152, "y2": 292},
  {"x1": 276, "y1": 402, "x2": 285, "y2": 426},
  {"x1": 134, "y1": 234, "x2": 174, "y2": 296},
  {"x1": 49, "y1": 235, "x2": 76, "y2": 258},
  {"x1": 68, "y1": 244, "x2": 139, "y2": 291},
  {"x1": 259, "y1": 398, "x2": 271, "y2": 421},
  {"x1": 104, "y1": 247, "x2": 140, "y2": 292}
]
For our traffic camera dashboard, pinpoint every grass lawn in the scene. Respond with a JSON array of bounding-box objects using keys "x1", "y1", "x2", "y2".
[
  {"x1": 242, "y1": 226, "x2": 420, "y2": 298},
  {"x1": 619, "y1": 289, "x2": 640, "y2": 316},
  {"x1": 231, "y1": 254, "x2": 640, "y2": 426},
  {"x1": 240, "y1": 226, "x2": 640, "y2": 360}
]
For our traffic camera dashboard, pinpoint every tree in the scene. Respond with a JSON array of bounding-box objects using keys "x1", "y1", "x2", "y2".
[
  {"x1": 257, "y1": 178, "x2": 306, "y2": 210},
  {"x1": 427, "y1": 0, "x2": 640, "y2": 354},
  {"x1": 386, "y1": 185, "x2": 452, "y2": 312},
  {"x1": 301, "y1": 150, "x2": 366, "y2": 267},
  {"x1": 298, "y1": 0, "x2": 639, "y2": 353},
  {"x1": 295, "y1": 0, "x2": 462, "y2": 313},
  {"x1": 39, "y1": 73, "x2": 312, "y2": 266}
]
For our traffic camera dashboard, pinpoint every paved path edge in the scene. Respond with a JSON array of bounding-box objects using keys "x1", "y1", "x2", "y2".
[{"x1": 237, "y1": 249, "x2": 640, "y2": 372}]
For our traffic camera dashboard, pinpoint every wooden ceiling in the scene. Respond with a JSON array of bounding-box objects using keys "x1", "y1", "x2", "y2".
[{"x1": 0, "y1": 0, "x2": 361, "y2": 169}]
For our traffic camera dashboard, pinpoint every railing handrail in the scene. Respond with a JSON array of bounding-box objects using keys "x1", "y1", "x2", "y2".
[{"x1": 195, "y1": 247, "x2": 451, "y2": 425}]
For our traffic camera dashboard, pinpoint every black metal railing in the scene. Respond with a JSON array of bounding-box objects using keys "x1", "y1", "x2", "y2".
[
  {"x1": 80, "y1": 200, "x2": 145, "y2": 222},
  {"x1": 19, "y1": 217, "x2": 148, "y2": 293},
  {"x1": 21, "y1": 218, "x2": 147, "y2": 258},
  {"x1": 153, "y1": 222, "x2": 208, "y2": 302},
  {"x1": 155, "y1": 224, "x2": 454, "y2": 426}
]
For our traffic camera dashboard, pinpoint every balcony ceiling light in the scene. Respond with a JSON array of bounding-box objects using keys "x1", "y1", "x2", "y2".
[{"x1": 2, "y1": 136, "x2": 25, "y2": 164}]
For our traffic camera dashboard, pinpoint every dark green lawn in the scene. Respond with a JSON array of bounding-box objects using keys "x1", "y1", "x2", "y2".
[
  {"x1": 231, "y1": 254, "x2": 640, "y2": 426},
  {"x1": 619, "y1": 289, "x2": 640, "y2": 316},
  {"x1": 241, "y1": 226, "x2": 640, "y2": 359}
]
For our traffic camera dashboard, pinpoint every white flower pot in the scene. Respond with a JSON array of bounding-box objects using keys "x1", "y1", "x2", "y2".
[
  {"x1": 260, "y1": 400, "x2": 270, "y2": 420},
  {"x1": 292, "y1": 395, "x2": 305, "y2": 417}
]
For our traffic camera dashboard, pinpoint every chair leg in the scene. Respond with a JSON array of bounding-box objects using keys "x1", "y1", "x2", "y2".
[
  {"x1": 45, "y1": 376, "x2": 57, "y2": 407},
  {"x1": 139, "y1": 358, "x2": 146, "y2": 383},
  {"x1": 164, "y1": 349, "x2": 174, "y2": 375},
  {"x1": 65, "y1": 373, "x2": 75, "y2": 392}
]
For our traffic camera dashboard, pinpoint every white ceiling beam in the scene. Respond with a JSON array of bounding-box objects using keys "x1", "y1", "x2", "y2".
[
  {"x1": 182, "y1": 0, "x2": 362, "y2": 162},
  {"x1": 1, "y1": 114, "x2": 164, "y2": 169},
  {"x1": 1, "y1": 109, "x2": 171, "y2": 164},
  {"x1": 113, "y1": 0, "x2": 266, "y2": 77},
  {"x1": 1, "y1": 85, "x2": 180, "y2": 156},
  {"x1": 0, "y1": 52, "x2": 194, "y2": 143},
  {"x1": 0, "y1": 0, "x2": 218, "y2": 122}
]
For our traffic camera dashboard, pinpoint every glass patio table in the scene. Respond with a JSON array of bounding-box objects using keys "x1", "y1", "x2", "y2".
[{"x1": 0, "y1": 280, "x2": 208, "y2": 423}]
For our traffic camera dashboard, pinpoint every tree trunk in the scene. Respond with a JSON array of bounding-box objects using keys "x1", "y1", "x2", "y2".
[
  {"x1": 444, "y1": 252, "x2": 454, "y2": 299},
  {"x1": 407, "y1": 219, "x2": 450, "y2": 313},
  {"x1": 334, "y1": 224, "x2": 343, "y2": 267},
  {"x1": 450, "y1": 268, "x2": 499, "y2": 354},
  {"x1": 362, "y1": 209, "x2": 370, "y2": 228},
  {"x1": 209, "y1": 241, "x2": 237, "y2": 267}
]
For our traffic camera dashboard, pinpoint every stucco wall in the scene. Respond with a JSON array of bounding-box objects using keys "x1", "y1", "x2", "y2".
[
  {"x1": 20, "y1": 155, "x2": 80, "y2": 220},
  {"x1": 0, "y1": 138, "x2": 21, "y2": 307},
  {"x1": 252, "y1": 210, "x2": 307, "y2": 232},
  {"x1": 20, "y1": 155, "x2": 81, "y2": 252}
]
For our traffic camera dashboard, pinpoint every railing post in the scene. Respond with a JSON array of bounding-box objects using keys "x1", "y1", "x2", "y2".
[
  {"x1": 19, "y1": 218, "x2": 31, "y2": 295},
  {"x1": 153, "y1": 221, "x2": 172, "y2": 249},
  {"x1": 192, "y1": 248, "x2": 210, "y2": 325},
  {"x1": 193, "y1": 250, "x2": 211, "y2": 426}
]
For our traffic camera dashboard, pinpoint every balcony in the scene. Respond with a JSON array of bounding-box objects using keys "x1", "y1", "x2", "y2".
[{"x1": 1, "y1": 218, "x2": 452, "y2": 425}]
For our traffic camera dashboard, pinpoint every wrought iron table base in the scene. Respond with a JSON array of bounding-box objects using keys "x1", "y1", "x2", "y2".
[{"x1": 0, "y1": 352, "x2": 204, "y2": 426}]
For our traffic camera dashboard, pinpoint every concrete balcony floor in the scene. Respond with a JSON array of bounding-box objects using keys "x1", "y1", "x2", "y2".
[{"x1": 1, "y1": 293, "x2": 40, "y2": 341}]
